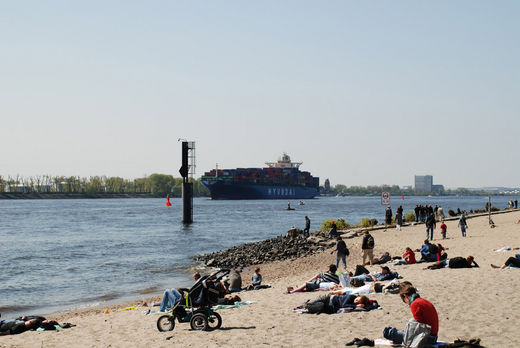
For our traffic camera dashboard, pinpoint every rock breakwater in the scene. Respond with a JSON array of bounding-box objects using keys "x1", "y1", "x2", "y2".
[{"x1": 194, "y1": 234, "x2": 336, "y2": 268}]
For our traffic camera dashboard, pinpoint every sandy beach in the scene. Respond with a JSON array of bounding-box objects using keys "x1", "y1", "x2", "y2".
[{"x1": 2, "y1": 210, "x2": 520, "y2": 348}]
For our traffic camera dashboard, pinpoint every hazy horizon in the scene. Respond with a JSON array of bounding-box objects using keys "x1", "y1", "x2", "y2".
[{"x1": 2, "y1": 1, "x2": 518, "y2": 188}]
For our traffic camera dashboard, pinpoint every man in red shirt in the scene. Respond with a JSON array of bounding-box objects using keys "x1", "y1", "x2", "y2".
[{"x1": 383, "y1": 283, "x2": 438, "y2": 345}]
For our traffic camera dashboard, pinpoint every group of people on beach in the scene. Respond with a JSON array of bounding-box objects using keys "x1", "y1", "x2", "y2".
[{"x1": 158, "y1": 267, "x2": 268, "y2": 313}]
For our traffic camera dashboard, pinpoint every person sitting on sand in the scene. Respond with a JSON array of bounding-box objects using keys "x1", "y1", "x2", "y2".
[
  {"x1": 287, "y1": 264, "x2": 339, "y2": 293},
  {"x1": 394, "y1": 247, "x2": 416, "y2": 265},
  {"x1": 425, "y1": 256, "x2": 479, "y2": 270},
  {"x1": 415, "y1": 240, "x2": 438, "y2": 262},
  {"x1": 244, "y1": 267, "x2": 271, "y2": 290},
  {"x1": 159, "y1": 272, "x2": 201, "y2": 312},
  {"x1": 226, "y1": 269, "x2": 243, "y2": 293},
  {"x1": 491, "y1": 254, "x2": 520, "y2": 269},
  {"x1": 383, "y1": 283, "x2": 438, "y2": 345},
  {"x1": 349, "y1": 266, "x2": 398, "y2": 282}
]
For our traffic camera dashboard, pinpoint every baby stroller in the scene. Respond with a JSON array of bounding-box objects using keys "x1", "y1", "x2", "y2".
[{"x1": 157, "y1": 269, "x2": 230, "y2": 332}]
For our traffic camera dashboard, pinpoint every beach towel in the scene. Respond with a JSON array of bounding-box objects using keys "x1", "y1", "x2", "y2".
[
  {"x1": 374, "y1": 338, "x2": 449, "y2": 347},
  {"x1": 211, "y1": 301, "x2": 255, "y2": 310}
]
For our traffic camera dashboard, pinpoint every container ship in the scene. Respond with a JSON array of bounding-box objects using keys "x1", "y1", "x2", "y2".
[{"x1": 201, "y1": 153, "x2": 319, "y2": 200}]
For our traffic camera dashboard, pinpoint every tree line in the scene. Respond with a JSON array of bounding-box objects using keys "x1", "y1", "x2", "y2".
[
  {"x1": 0, "y1": 174, "x2": 210, "y2": 197},
  {"x1": 327, "y1": 184, "x2": 489, "y2": 196}
]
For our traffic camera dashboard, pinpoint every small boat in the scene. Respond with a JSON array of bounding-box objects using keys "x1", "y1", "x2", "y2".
[
  {"x1": 285, "y1": 207, "x2": 295, "y2": 211},
  {"x1": 297, "y1": 201, "x2": 305, "y2": 205}
]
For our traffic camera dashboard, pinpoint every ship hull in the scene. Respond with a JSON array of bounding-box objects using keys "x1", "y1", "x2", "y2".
[{"x1": 201, "y1": 181, "x2": 319, "y2": 200}]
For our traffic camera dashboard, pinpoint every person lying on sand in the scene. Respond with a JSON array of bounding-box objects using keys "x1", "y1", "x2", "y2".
[
  {"x1": 287, "y1": 264, "x2": 339, "y2": 293},
  {"x1": 494, "y1": 246, "x2": 520, "y2": 252},
  {"x1": 491, "y1": 254, "x2": 520, "y2": 269},
  {"x1": 425, "y1": 256, "x2": 478, "y2": 270},
  {"x1": 0, "y1": 315, "x2": 64, "y2": 335},
  {"x1": 349, "y1": 266, "x2": 398, "y2": 282},
  {"x1": 297, "y1": 294, "x2": 377, "y2": 314},
  {"x1": 372, "y1": 252, "x2": 392, "y2": 265}
]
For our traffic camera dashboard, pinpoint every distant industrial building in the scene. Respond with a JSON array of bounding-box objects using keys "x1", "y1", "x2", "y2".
[{"x1": 415, "y1": 175, "x2": 433, "y2": 193}]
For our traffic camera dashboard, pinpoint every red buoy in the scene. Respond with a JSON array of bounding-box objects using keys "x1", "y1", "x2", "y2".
[{"x1": 166, "y1": 195, "x2": 172, "y2": 206}]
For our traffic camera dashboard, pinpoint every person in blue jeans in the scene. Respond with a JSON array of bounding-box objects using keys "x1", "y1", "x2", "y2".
[
  {"x1": 383, "y1": 283, "x2": 438, "y2": 345},
  {"x1": 458, "y1": 214, "x2": 468, "y2": 237},
  {"x1": 350, "y1": 266, "x2": 397, "y2": 282},
  {"x1": 160, "y1": 272, "x2": 201, "y2": 312},
  {"x1": 425, "y1": 212, "x2": 436, "y2": 240}
]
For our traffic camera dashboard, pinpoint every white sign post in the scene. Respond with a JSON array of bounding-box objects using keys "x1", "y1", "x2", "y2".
[{"x1": 381, "y1": 192, "x2": 390, "y2": 205}]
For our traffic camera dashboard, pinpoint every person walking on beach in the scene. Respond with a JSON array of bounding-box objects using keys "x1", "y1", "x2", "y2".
[
  {"x1": 331, "y1": 235, "x2": 349, "y2": 269},
  {"x1": 515, "y1": 200, "x2": 518, "y2": 209},
  {"x1": 303, "y1": 216, "x2": 311, "y2": 237},
  {"x1": 437, "y1": 206, "x2": 445, "y2": 222},
  {"x1": 414, "y1": 205, "x2": 420, "y2": 222},
  {"x1": 383, "y1": 283, "x2": 438, "y2": 345},
  {"x1": 395, "y1": 211, "x2": 403, "y2": 231},
  {"x1": 385, "y1": 206, "x2": 393, "y2": 225},
  {"x1": 458, "y1": 213, "x2": 468, "y2": 237},
  {"x1": 425, "y1": 212, "x2": 436, "y2": 240},
  {"x1": 362, "y1": 231, "x2": 375, "y2": 266}
]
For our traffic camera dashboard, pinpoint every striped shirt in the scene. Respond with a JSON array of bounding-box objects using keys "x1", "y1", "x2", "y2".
[{"x1": 319, "y1": 272, "x2": 340, "y2": 284}]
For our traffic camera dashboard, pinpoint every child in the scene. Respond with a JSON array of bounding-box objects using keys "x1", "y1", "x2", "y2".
[
  {"x1": 251, "y1": 267, "x2": 262, "y2": 288},
  {"x1": 440, "y1": 221, "x2": 447, "y2": 239}
]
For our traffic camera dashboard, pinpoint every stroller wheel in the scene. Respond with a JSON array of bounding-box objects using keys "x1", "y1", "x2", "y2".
[
  {"x1": 207, "y1": 312, "x2": 222, "y2": 331},
  {"x1": 190, "y1": 313, "x2": 208, "y2": 331},
  {"x1": 157, "y1": 315, "x2": 175, "y2": 332}
]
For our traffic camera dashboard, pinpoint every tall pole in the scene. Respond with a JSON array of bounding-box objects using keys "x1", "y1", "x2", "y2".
[
  {"x1": 488, "y1": 194, "x2": 491, "y2": 225},
  {"x1": 179, "y1": 140, "x2": 194, "y2": 224}
]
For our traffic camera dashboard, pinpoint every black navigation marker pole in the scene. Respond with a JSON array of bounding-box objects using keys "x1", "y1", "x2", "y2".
[{"x1": 179, "y1": 140, "x2": 195, "y2": 224}]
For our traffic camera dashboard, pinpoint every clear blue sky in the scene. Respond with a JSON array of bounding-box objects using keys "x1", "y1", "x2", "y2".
[{"x1": 1, "y1": 1, "x2": 518, "y2": 188}]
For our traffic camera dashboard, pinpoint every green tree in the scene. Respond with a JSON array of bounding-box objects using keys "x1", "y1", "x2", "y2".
[{"x1": 149, "y1": 174, "x2": 175, "y2": 196}]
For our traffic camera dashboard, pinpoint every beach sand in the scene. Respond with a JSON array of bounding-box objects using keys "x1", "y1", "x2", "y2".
[{"x1": 2, "y1": 210, "x2": 520, "y2": 347}]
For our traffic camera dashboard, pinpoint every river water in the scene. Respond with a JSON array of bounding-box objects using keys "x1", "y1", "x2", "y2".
[{"x1": 0, "y1": 195, "x2": 516, "y2": 318}]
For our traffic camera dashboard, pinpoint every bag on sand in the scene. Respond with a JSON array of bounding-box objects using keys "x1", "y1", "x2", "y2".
[{"x1": 403, "y1": 318, "x2": 431, "y2": 348}]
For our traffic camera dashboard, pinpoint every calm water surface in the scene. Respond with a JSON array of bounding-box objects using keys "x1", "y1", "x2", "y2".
[{"x1": 0, "y1": 195, "x2": 516, "y2": 318}]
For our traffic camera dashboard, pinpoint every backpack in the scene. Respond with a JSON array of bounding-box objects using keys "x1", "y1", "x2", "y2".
[
  {"x1": 428, "y1": 244, "x2": 438, "y2": 254},
  {"x1": 403, "y1": 318, "x2": 432, "y2": 347},
  {"x1": 366, "y1": 235, "x2": 374, "y2": 249}
]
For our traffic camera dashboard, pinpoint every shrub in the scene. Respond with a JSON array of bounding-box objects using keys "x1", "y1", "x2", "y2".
[
  {"x1": 320, "y1": 218, "x2": 350, "y2": 231},
  {"x1": 474, "y1": 209, "x2": 485, "y2": 213},
  {"x1": 490, "y1": 206, "x2": 499, "y2": 212},
  {"x1": 359, "y1": 217, "x2": 378, "y2": 227},
  {"x1": 405, "y1": 212, "x2": 415, "y2": 222},
  {"x1": 448, "y1": 209, "x2": 456, "y2": 217}
]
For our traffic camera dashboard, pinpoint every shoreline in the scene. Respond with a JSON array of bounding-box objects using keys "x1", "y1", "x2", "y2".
[
  {"x1": 2, "y1": 210, "x2": 520, "y2": 346},
  {"x1": 6, "y1": 208, "x2": 517, "y2": 319}
]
